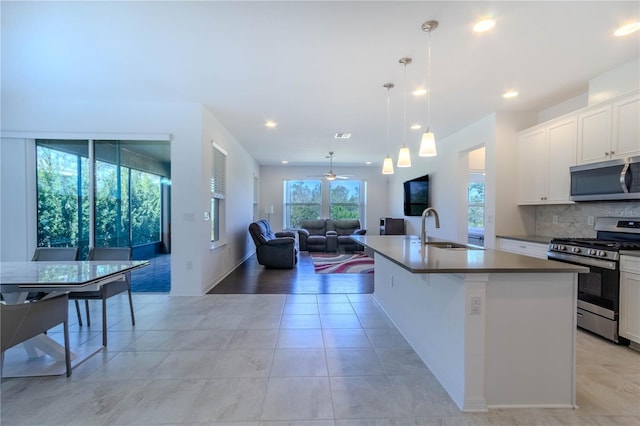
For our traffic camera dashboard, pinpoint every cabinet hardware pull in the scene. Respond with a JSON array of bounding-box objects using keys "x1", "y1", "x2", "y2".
[{"x1": 577, "y1": 312, "x2": 583, "y2": 318}]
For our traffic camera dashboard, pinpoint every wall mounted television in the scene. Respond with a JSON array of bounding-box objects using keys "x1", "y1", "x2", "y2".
[{"x1": 403, "y1": 174, "x2": 429, "y2": 216}]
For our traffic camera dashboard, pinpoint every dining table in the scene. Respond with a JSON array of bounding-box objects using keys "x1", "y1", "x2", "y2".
[{"x1": 0, "y1": 260, "x2": 149, "y2": 378}]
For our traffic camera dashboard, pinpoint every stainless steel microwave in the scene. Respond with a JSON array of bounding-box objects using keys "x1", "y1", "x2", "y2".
[{"x1": 570, "y1": 156, "x2": 640, "y2": 201}]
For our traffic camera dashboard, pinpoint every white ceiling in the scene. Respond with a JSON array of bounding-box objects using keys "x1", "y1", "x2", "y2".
[{"x1": 2, "y1": 1, "x2": 639, "y2": 168}]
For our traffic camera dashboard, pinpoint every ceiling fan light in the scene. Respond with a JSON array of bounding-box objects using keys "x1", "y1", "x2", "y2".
[
  {"x1": 419, "y1": 131, "x2": 437, "y2": 157},
  {"x1": 397, "y1": 146, "x2": 411, "y2": 167},
  {"x1": 325, "y1": 174, "x2": 336, "y2": 181},
  {"x1": 382, "y1": 156, "x2": 395, "y2": 174}
]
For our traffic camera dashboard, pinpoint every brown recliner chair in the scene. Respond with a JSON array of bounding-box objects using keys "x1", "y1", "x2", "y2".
[{"x1": 249, "y1": 220, "x2": 298, "y2": 269}]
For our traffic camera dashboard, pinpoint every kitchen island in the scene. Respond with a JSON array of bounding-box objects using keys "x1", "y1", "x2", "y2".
[{"x1": 351, "y1": 235, "x2": 588, "y2": 412}]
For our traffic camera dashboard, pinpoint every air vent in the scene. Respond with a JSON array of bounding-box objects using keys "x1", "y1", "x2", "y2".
[{"x1": 334, "y1": 132, "x2": 352, "y2": 139}]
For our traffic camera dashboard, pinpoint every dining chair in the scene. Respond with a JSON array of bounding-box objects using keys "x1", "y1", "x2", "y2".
[
  {"x1": 1, "y1": 293, "x2": 72, "y2": 377},
  {"x1": 68, "y1": 247, "x2": 134, "y2": 346},
  {"x1": 31, "y1": 247, "x2": 79, "y2": 261},
  {"x1": 30, "y1": 247, "x2": 79, "y2": 301}
]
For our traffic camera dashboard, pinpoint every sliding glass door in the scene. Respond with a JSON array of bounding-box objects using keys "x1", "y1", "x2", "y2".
[{"x1": 36, "y1": 139, "x2": 169, "y2": 259}]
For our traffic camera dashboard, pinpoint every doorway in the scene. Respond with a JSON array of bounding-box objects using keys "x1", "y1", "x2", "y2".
[{"x1": 467, "y1": 147, "x2": 485, "y2": 246}]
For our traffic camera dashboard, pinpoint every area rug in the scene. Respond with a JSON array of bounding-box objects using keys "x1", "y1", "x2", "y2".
[{"x1": 311, "y1": 253, "x2": 374, "y2": 274}]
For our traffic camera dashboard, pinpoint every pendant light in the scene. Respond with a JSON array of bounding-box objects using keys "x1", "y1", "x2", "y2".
[
  {"x1": 397, "y1": 57, "x2": 412, "y2": 168},
  {"x1": 419, "y1": 20, "x2": 438, "y2": 157},
  {"x1": 382, "y1": 83, "x2": 395, "y2": 175}
]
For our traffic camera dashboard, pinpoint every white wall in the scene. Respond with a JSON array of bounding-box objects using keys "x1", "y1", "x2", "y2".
[
  {"x1": 589, "y1": 58, "x2": 640, "y2": 105},
  {"x1": 0, "y1": 138, "x2": 35, "y2": 261},
  {"x1": 259, "y1": 165, "x2": 389, "y2": 233},
  {"x1": 0, "y1": 97, "x2": 256, "y2": 296},
  {"x1": 200, "y1": 106, "x2": 260, "y2": 293},
  {"x1": 381, "y1": 112, "x2": 534, "y2": 249}
]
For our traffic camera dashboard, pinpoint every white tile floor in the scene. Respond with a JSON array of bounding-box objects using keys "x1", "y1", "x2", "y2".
[{"x1": 1, "y1": 293, "x2": 639, "y2": 425}]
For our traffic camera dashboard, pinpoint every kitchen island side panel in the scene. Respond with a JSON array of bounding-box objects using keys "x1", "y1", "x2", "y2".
[
  {"x1": 484, "y1": 273, "x2": 577, "y2": 408},
  {"x1": 373, "y1": 254, "x2": 472, "y2": 410},
  {"x1": 373, "y1": 254, "x2": 577, "y2": 411}
]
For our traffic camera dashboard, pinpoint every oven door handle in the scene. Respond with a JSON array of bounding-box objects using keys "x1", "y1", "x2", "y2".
[{"x1": 547, "y1": 251, "x2": 617, "y2": 270}]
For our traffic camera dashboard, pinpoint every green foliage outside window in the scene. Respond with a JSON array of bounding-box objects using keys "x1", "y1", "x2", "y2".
[
  {"x1": 36, "y1": 146, "x2": 89, "y2": 248},
  {"x1": 286, "y1": 180, "x2": 321, "y2": 228},
  {"x1": 131, "y1": 170, "x2": 161, "y2": 245},
  {"x1": 36, "y1": 142, "x2": 163, "y2": 255},
  {"x1": 468, "y1": 182, "x2": 485, "y2": 228},
  {"x1": 95, "y1": 162, "x2": 130, "y2": 247},
  {"x1": 329, "y1": 181, "x2": 361, "y2": 220},
  {"x1": 285, "y1": 180, "x2": 362, "y2": 228}
]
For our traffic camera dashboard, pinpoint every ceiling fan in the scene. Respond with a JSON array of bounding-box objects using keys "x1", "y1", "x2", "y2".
[{"x1": 310, "y1": 152, "x2": 351, "y2": 181}]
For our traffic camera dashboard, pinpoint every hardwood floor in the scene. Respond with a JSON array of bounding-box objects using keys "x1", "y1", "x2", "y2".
[{"x1": 209, "y1": 251, "x2": 374, "y2": 294}]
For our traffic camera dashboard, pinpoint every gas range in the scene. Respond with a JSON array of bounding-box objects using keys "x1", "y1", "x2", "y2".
[
  {"x1": 547, "y1": 217, "x2": 640, "y2": 344},
  {"x1": 548, "y1": 219, "x2": 640, "y2": 269}
]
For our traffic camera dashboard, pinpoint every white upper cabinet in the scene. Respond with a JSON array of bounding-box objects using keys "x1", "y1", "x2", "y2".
[
  {"x1": 612, "y1": 94, "x2": 640, "y2": 160},
  {"x1": 577, "y1": 90, "x2": 640, "y2": 164},
  {"x1": 577, "y1": 104, "x2": 611, "y2": 164},
  {"x1": 518, "y1": 116, "x2": 576, "y2": 205}
]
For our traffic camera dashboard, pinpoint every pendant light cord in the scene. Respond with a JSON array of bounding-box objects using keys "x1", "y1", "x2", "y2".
[
  {"x1": 386, "y1": 86, "x2": 391, "y2": 155},
  {"x1": 426, "y1": 29, "x2": 432, "y2": 131},
  {"x1": 402, "y1": 61, "x2": 407, "y2": 146}
]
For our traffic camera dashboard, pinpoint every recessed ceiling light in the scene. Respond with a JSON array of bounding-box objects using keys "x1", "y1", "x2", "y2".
[
  {"x1": 503, "y1": 90, "x2": 519, "y2": 99},
  {"x1": 281, "y1": 160, "x2": 288, "y2": 164},
  {"x1": 265, "y1": 120, "x2": 277, "y2": 128},
  {"x1": 335, "y1": 132, "x2": 352, "y2": 139},
  {"x1": 413, "y1": 88, "x2": 427, "y2": 96},
  {"x1": 474, "y1": 19, "x2": 496, "y2": 33},
  {"x1": 615, "y1": 22, "x2": 640, "y2": 36},
  {"x1": 411, "y1": 124, "x2": 422, "y2": 130},
  {"x1": 365, "y1": 161, "x2": 372, "y2": 165}
]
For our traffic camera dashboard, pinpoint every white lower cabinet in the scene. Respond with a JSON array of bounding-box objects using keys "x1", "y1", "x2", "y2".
[
  {"x1": 498, "y1": 238, "x2": 549, "y2": 260},
  {"x1": 620, "y1": 255, "x2": 640, "y2": 344}
]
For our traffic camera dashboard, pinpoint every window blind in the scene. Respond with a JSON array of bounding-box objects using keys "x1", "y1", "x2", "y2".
[{"x1": 211, "y1": 144, "x2": 226, "y2": 199}]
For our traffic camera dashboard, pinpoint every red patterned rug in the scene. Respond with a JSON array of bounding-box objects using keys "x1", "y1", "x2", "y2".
[{"x1": 311, "y1": 253, "x2": 374, "y2": 274}]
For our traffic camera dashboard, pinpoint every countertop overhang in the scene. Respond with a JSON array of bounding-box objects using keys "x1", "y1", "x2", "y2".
[{"x1": 352, "y1": 235, "x2": 588, "y2": 274}]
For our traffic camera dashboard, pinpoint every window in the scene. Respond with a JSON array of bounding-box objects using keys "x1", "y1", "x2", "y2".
[
  {"x1": 36, "y1": 141, "x2": 90, "y2": 252},
  {"x1": 284, "y1": 180, "x2": 322, "y2": 228},
  {"x1": 468, "y1": 173, "x2": 485, "y2": 245},
  {"x1": 36, "y1": 139, "x2": 169, "y2": 258},
  {"x1": 329, "y1": 180, "x2": 362, "y2": 220},
  {"x1": 130, "y1": 169, "x2": 161, "y2": 245},
  {"x1": 94, "y1": 160, "x2": 130, "y2": 247},
  {"x1": 211, "y1": 143, "x2": 226, "y2": 243}
]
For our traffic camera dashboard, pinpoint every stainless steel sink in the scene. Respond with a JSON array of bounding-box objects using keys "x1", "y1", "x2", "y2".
[
  {"x1": 411, "y1": 240, "x2": 483, "y2": 250},
  {"x1": 425, "y1": 242, "x2": 469, "y2": 249}
]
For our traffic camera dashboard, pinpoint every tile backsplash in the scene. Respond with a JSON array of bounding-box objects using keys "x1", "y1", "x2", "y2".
[{"x1": 536, "y1": 201, "x2": 640, "y2": 238}]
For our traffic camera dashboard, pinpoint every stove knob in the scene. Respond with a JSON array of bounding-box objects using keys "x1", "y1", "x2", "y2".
[
  {"x1": 560, "y1": 245, "x2": 566, "y2": 251},
  {"x1": 588, "y1": 249, "x2": 596, "y2": 255},
  {"x1": 597, "y1": 250, "x2": 606, "y2": 257},
  {"x1": 572, "y1": 247, "x2": 581, "y2": 253}
]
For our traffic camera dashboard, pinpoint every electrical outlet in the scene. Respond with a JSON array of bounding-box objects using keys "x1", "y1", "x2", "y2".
[
  {"x1": 552, "y1": 215, "x2": 558, "y2": 225},
  {"x1": 588, "y1": 216, "x2": 595, "y2": 226},
  {"x1": 471, "y1": 297, "x2": 481, "y2": 315}
]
